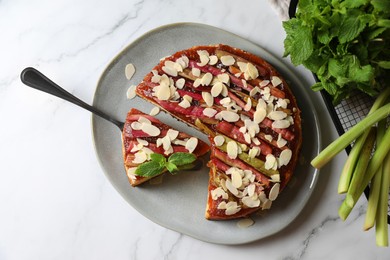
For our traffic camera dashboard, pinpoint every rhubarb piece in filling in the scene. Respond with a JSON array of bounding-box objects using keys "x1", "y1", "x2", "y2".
[
  {"x1": 122, "y1": 108, "x2": 209, "y2": 186},
  {"x1": 135, "y1": 44, "x2": 302, "y2": 219}
]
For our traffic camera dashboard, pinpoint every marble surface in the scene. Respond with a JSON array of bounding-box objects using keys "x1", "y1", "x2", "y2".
[{"x1": 0, "y1": 0, "x2": 388, "y2": 259}]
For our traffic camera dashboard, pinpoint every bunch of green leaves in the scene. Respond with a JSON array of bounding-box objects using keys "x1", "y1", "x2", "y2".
[
  {"x1": 283, "y1": 0, "x2": 390, "y2": 104},
  {"x1": 135, "y1": 152, "x2": 197, "y2": 178}
]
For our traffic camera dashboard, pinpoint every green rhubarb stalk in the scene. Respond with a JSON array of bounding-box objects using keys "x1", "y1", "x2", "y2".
[
  {"x1": 311, "y1": 103, "x2": 390, "y2": 169},
  {"x1": 340, "y1": 126, "x2": 390, "y2": 219},
  {"x1": 375, "y1": 150, "x2": 390, "y2": 247},
  {"x1": 345, "y1": 128, "x2": 376, "y2": 208},
  {"x1": 363, "y1": 120, "x2": 386, "y2": 230},
  {"x1": 338, "y1": 89, "x2": 390, "y2": 194}
]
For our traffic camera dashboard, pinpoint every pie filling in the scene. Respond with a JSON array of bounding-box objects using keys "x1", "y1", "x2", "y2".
[{"x1": 129, "y1": 44, "x2": 302, "y2": 220}]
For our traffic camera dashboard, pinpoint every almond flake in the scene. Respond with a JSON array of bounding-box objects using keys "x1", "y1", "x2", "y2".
[
  {"x1": 276, "y1": 98, "x2": 288, "y2": 109},
  {"x1": 151, "y1": 74, "x2": 161, "y2": 83},
  {"x1": 185, "y1": 137, "x2": 198, "y2": 153},
  {"x1": 247, "y1": 183, "x2": 256, "y2": 197},
  {"x1": 271, "y1": 174, "x2": 280, "y2": 182},
  {"x1": 225, "y1": 201, "x2": 241, "y2": 215},
  {"x1": 246, "y1": 63, "x2": 259, "y2": 80},
  {"x1": 130, "y1": 121, "x2": 142, "y2": 130},
  {"x1": 256, "y1": 99, "x2": 267, "y2": 111},
  {"x1": 219, "y1": 110, "x2": 239, "y2": 122},
  {"x1": 175, "y1": 78, "x2": 185, "y2": 89},
  {"x1": 244, "y1": 98, "x2": 252, "y2": 111},
  {"x1": 225, "y1": 179, "x2": 239, "y2": 196},
  {"x1": 237, "y1": 62, "x2": 247, "y2": 72},
  {"x1": 276, "y1": 134, "x2": 287, "y2": 148},
  {"x1": 211, "y1": 187, "x2": 228, "y2": 200},
  {"x1": 149, "y1": 107, "x2": 160, "y2": 116},
  {"x1": 221, "y1": 84, "x2": 229, "y2": 97},
  {"x1": 268, "y1": 111, "x2": 287, "y2": 120},
  {"x1": 262, "y1": 199, "x2": 272, "y2": 210},
  {"x1": 166, "y1": 129, "x2": 179, "y2": 141},
  {"x1": 220, "y1": 97, "x2": 231, "y2": 105},
  {"x1": 254, "y1": 107, "x2": 266, "y2": 124},
  {"x1": 252, "y1": 137, "x2": 261, "y2": 145},
  {"x1": 231, "y1": 170, "x2": 243, "y2": 188},
  {"x1": 141, "y1": 123, "x2": 160, "y2": 137},
  {"x1": 208, "y1": 55, "x2": 218, "y2": 65},
  {"x1": 192, "y1": 68, "x2": 201, "y2": 77},
  {"x1": 162, "y1": 63, "x2": 178, "y2": 77},
  {"x1": 125, "y1": 63, "x2": 136, "y2": 80},
  {"x1": 197, "y1": 53, "x2": 210, "y2": 67},
  {"x1": 213, "y1": 135, "x2": 225, "y2": 146},
  {"x1": 183, "y1": 94, "x2": 193, "y2": 103},
  {"x1": 172, "y1": 139, "x2": 187, "y2": 146},
  {"x1": 155, "y1": 84, "x2": 171, "y2": 100},
  {"x1": 242, "y1": 196, "x2": 260, "y2": 208},
  {"x1": 211, "y1": 82, "x2": 224, "y2": 97},
  {"x1": 126, "y1": 167, "x2": 138, "y2": 180},
  {"x1": 248, "y1": 147, "x2": 260, "y2": 159},
  {"x1": 217, "y1": 201, "x2": 227, "y2": 210},
  {"x1": 203, "y1": 107, "x2": 217, "y2": 118},
  {"x1": 202, "y1": 91, "x2": 214, "y2": 107},
  {"x1": 237, "y1": 218, "x2": 254, "y2": 228},
  {"x1": 279, "y1": 149, "x2": 292, "y2": 166},
  {"x1": 241, "y1": 79, "x2": 248, "y2": 89},
  {"x1": 132, "y1": 150, "x2": 148, "y2": 164},
  {"x1": 227, "y1": 141, "x2": 238, "y2": 159},
  {"x1": 217, "y1": 73, "x2": 230, "y2": 84},
  {"x1": 259, "y1": 80, "x2": 270, "y2": 87},
  {"x1": 249, "y1": 86, "x2": 260, "y2": 97},
  {"x1": 193, "y1": 78, "x2": 201, "y2": 88},
  {"x1": 265, "y1": 154, "x2": 277, "y2": 170},
  {"x1": 244, "y1": 133, "x2": 251, "y2": 144},
  {"x1": 178, "y1": 99, "x2": 191, "y2": 108},
  {"x1": 173, "y1": 62, "x2": 183, "y2": 72},
  {"x1": 175, "y1": 57, "x2": 187, "y2": 69},
  {"x1": 269, "y1": 183, "x2": 280, "y2": 201},
  {"x1": 136, "y1": 138, "x2": 149, "y2": 147},
  {"x1": 126, "y1": 85, "x2": 137, "y2": 99},
  {"x1": 272, "y1": 120, "x2": 291, "y2": 129},
  {"x1": 220, "y1": 55, "x2": 235, "y2": 66},
  {"x1": 271, "y1": 76, "x2": 282, "y2": 87},
  {"x1": 264, "y1": 134, "x2": 273, "y2": 142},
  {"x1": 201, "y1": 72, "x2": 213, "y2": 86},
  {"x1": 161, "y1": 136, "x2": 171, "y2": 152}
]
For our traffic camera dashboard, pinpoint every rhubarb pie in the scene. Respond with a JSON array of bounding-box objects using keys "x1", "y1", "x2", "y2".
[
  {"x1": 122, "y1": 108, "x2": 209, "y2": 186},
  {"x1": 134, "y1": 44, "x2": 302, "y2": 220}
]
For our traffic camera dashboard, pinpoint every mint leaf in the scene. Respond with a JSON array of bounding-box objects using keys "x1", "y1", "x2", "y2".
[
  {"x1": 372, "y1": 0, "x2": 390, "y2": 14},
  {"x1": 150, "y1": 153, "x2": 166, "y2": 165},
  {"x1": 348, "y1": 58, "x2": 375, "y2": 83},
  {"x1": 328, "y1": 58, "x2": 347, "y2": 78},
  {"x1": 311, "y1": 82, "x2": 324, "y2": 91},
  {"x1": 165, "y1": 162, "x2": 178, "y2": 173},
  {"x1": 135, "y1": 161, "x2": 166, "y2": 177},
  {"x1": 338, "y1": 10, "x2": 368, "y2": 43},
  {"x1": 378, "y1": 61, "x2": 390, "y2": 69},
  {"x1": 168, "y1": 152, "x2": 196, "y2": 166},
  {"x1": 341, "y1": 0, "x2": 369, "y2": 9}
]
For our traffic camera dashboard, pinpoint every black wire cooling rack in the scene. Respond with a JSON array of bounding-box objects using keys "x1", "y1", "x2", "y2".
[{"x1": 288, "y1": 0, "x2": 390, "y2": 224}]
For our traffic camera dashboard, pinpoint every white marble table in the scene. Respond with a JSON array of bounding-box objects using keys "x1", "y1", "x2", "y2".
[{"x1": 1, "y1": 0, "x2": 389, "y2": 259}]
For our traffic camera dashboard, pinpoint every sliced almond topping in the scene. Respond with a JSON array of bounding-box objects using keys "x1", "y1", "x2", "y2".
[
  {"x1": 279, "y1": 149, "x2": 292, "y2": 166},
  {"x1": 193, "y1": 78, "x2": 201, "y2": 88},
  {"x1": 217, "y1": 201, "x2": 227, "y2": 210},
  {"x1": 259, "y1": 80, "x2": 270, "y2": 87},
  {"x1": 138, "y1": 116, "x2": 151, "y2": 124},
  {"x1": 237, "y1": 218, "x2": 254, "y2": 228},
  {"x1": 126, "y1": 167, "x2": 138, "y2": 179},
  {"x1": 202, "y1": 91, "x2": 214, "y2": 107},
  {"x1": 254, "y1": 107, "x2": 266, "y2": 124},
  {"x1": 272, "y1": 120, "x2": 291, "y2": 129},
  {"x1": 211, "y1": 187, "x2": 229, "y2": 200},
  {"x1": 258, "y1": 192, "x2": 267, "y2": 203},
  {"x1": 166, "y1": 129, "x2": 179, "y2": 141},
  {"x1": 136, "y1": 138, "x2": 149, "y2": 147},
  {"x1": 181, "y1": 56, "x2": 189, "y2": 67},
  {"x1": 271, "y1": 174, "x2": 280, "y2": 183},
  {"x1": 271, "y1": 76, "x2": 282, "y2": 87},
  {"x1": 197, "y1": 52, "x2": 210, "y2": 67},
  {"x1": 246, "y1": 63, "x2": 259, "y2": 80},
  {"x1": 242, "y1": 196, "x2": 260, "y2": 208},
  {"x1": 220, "y1": 55, "x2": 235, "y2": 66},
  {"x1": 219, "y1": 110, "x2": 239, "y2": 122},
  {"x1": 231, "y1": 170, "x2": 243, "y2": 188},
  {"x1": 203, "y1": 107, "x2": 217, "y2": 118},
  {"x1": 249, "y1": 86, "x2": 260, "y2": 97},
  {"x1": 173, "y1": 62, "x2": 183, "y2": 72},
  {"x1": 155, "y1": 84, "x2": 171, "y2": 100},
  {"x1": 125, "y1": 63, "x2": 136, "y2": 80},
  {"x1": 225, "y1": 201, "x2": 241, "y2": 215},
  {"x1": 237, "y1": 61, "x2": 247, "y2": 72},
  {"x1": 248, "y1": 147, "x2": 260, "y2": 159},
  {"x1": 262, "y1": 199, "x2": 272, "y2": 210},
  {"x1": 130, "y1": 121, "x2": 142, "y2": 130},
  {"x1": 227, "y1": 141, "x2": 238, "y2": 159},
  {"x1": 264, "y1": 134, "x2": 273, "y2": 142},
  {"x1": 268, "y1": 111, "x2": 287, "y2": 121},
  {"x1": 175, "y1": 78, "x2": 185, "y2": 89},
  {"x1": 175, "y1": 57, "x2": 187, "y2": 69},
  {"x1": 220, "y1": 97, "x2": 231, "y2": 105},
  {"x1": 162, "y1": 61, "x2": 178, "y2": 77},
  {"x1": 183, "y1": 94, "x2": 193, "y2": 103},
  {"x1": 156, "y1": 138, "x2": 163, "y2": 147},
  {"x1": 221, "y1": 84, "x2": 228, "y2": 97},
  {"x1": 256, "y1": 99, "x2": 267, "y2": 111},
  {"x1": 244, "y1": 97, "x2": 252, "y2": 111},
  {"x1": 269, "y1": 183, "x2": 280, "y2": 201},
  {"x1": 276, "y1": 134, "x2": 287, "y2": 148},
  {"x1": 213, "y1": 135, "x2": 225, "y2": 146},
  {"x1": 185, "y1": 137, "x2": 198, "y2": 153},
  {"x1": 211, "y1": 82, "x2": 224, "y2": 97},
  {"x1": 161, "y1": 136, "x2": 171, "y2": 151},
  {"x1": 265, "y1": 154, "x2": 277, "y2": 170},
  {"x1": 172, "y1": 139, "x2": 187, "y2": 146},
  {"x1": 276, "y1": 98, "x2": 288, "y2": 109},
  {"x1": 141, "y1": 123, "x2": 160, "y2": 137},
  {"x1": 149, "y1": 106, "x2": 160, "y2": 116},
  {"x1": 126, "y1": 85, "x2": 137, "y2": 99},
  {"x1": 201, "y1": 72, "x2": 213, "y2": 86},
  {"x1": 208, "y1": 55, "x2": 218, "y2": 65},
  {"x1": 247, "y1": 183, "x2": 256, "y2": 197},
  {"x1": 192, "y1": 67, "x2": 201, "y2": 77},
  {"x1": 252, "y1": 137, "x2": 261, "y2": 145},
  {"x1": 217, "y1": 73, "x2": 230, "y2": 84},
  {"x1": 132, "y1": 150, "x2": 148, "y2": 164},
  {"x1": 151, "y1": 74, "x2": 161, "y2": 83},
  {"x1": 178, "y1": 98, "x2": 191, "y2": 108},
  {"x1": 225, "y1": 179, "x2": 239, "y2": 196},
  {"x1": 244, "y1": 133, "x2": 251, "y2": 144}
]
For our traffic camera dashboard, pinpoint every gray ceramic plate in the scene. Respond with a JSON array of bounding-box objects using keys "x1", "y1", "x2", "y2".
[{"x1": 92, "y1": 23, "x2": 320, "y2": 245}]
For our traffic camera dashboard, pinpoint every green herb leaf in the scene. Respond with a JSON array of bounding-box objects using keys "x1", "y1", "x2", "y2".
[
  {"x1": 168, "y1": 152, "x2": 197, "y2": 166},
  {"x1": 150, "y1": 153, "x2": 166, "y2": 165},
  {"x1": 165, "y1": 162, "x2": 178, "y2": 173},
  {"x1": 338, "y1": 10, "x2": 368, "y2": 43},
  {"x1": 378, "y1": 61, "x2": 390, "y2": 69},
  {"x1": 135, "y1": 161, "x2": 166, "y2": 177}
]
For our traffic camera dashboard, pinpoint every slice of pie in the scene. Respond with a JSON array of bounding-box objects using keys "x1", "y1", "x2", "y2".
[
  {"x1": 135, "y1": 44, "x2": 302, "y2": 219},
  {"x1": 122, "y1": 108, "x2": 209, "y2": 186}
]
